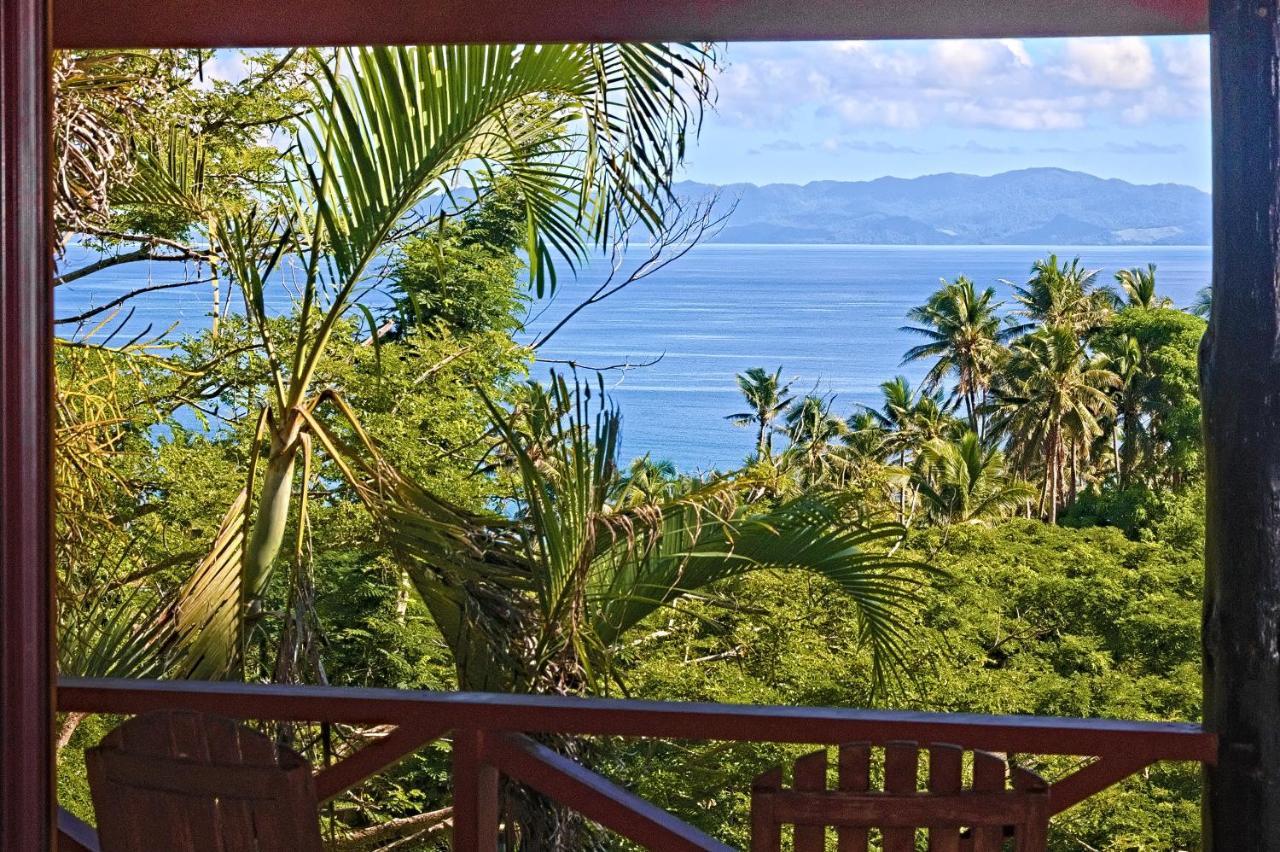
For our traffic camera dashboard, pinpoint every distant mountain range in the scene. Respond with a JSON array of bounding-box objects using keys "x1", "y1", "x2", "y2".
[{"x1": 675, "y1": 168, "x2": 1209, "y2": 246}]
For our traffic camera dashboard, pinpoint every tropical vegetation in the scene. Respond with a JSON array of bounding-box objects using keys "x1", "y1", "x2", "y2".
[{"x1": 51, "y1": 46, "x2": 1209, "y2": 851}]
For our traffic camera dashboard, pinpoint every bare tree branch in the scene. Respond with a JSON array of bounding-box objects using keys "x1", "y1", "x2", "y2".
[
  {"x1": 531, "y1": 193, "x2": 734, "y2": 350},
  {"x1": 56, "y1": 277, "x2": 213, "y2": 325},
  {"x1": 536, "y1": 353, "x2": 665, "y2": 372}
]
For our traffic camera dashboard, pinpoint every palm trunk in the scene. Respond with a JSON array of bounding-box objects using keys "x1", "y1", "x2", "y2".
[
  {"x1": 243, "y1": 421, "x2": 301, "y2": 600},
  {"x1": 965, "y1": 386, "x2": 979, "y2": 436},
  {"x1": 1046, "y1": 425, "x2": 1060, "y2": 524},
  {"x1": 1112, "y1": 423, "x2": 1122, "y2": 482},
  {"x1": 1068, "y1": 441, "x2": 1078, "y2": 506}
]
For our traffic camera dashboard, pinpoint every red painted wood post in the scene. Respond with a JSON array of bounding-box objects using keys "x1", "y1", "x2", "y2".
[
  {"x1": 452, "y1": 729, "x2": 498, "y2": 852},
  {"x1": 0, "y1": 0, "x2": 54, "y2": 847},
  {"x1": 1204, "y1": 0, "x2": 1280, "y2": 847}
]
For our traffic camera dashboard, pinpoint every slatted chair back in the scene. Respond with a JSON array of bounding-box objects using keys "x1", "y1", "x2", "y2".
[
  {"x1": 85, "y1": 710, "x2": 324, "y2": 852},
  {"x1": 750, "y1": 740, "x2": 1049, "y2": 852}
]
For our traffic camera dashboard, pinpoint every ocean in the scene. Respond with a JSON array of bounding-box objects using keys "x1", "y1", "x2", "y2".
[{"x1": 56, "y1": 244, "x2": 1212, "y2": 472}]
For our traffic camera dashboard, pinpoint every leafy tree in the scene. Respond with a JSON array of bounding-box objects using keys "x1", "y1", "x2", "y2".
[
  {"x1": 1095, "y1": 307, "x2": 1206, "y2": 487},
  {"x1": 726, "y1": 366, "x2": 794, "y2": 460},
  {"x1": 613, "y1": 520, "x2": 1203, "y2": 850}
]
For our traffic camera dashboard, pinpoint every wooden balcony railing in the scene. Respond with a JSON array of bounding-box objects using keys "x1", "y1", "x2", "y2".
[{"x1": 54, "y1": 677, "x2": 1217, "y2": 851}]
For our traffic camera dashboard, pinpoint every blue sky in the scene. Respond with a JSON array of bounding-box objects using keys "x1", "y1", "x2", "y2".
[
  {"x1": 206, "y1": 36, "x2": 1211, "y2": 190},
  {"x1": 680, "y1": 37, "x2": 1210, "y2": 190}
]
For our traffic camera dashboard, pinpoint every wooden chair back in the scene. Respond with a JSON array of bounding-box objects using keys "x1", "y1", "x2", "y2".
[
  {"x1": 750, "y1": 740, "x2": 1049, "y2": 852},
  {"x1": 85, "y1": 709, "x2": 324, "y2": 852}
]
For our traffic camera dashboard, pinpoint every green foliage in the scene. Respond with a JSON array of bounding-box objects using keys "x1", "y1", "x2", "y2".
[
  {"x1": 612, "y1": 520, "x2": 1203, "y2": 850},
  {"x1": 54, "y1": 47, "x2": 1215, "y2": 847},
  {"x1": 1096, "y1": 306, "x2": 1206, "y2": 485}
]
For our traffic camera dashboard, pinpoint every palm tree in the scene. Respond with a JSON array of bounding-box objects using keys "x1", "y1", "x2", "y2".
[
  {"x1": 613, "y1": 455, "x2": 680, "y2": 506},
  {"x1": 901, "y1": 276, "x2": 1010, "y2": 435},
  {"x1": 1096, "y1": 334, "x2": 1144, "y2": 486},
  {"x1": 131, "y1": 43, "x2": 720, "y2": 680},
  {"x1": 913, "y1": 432, "x2": 1035, "y2": 526},
  {"x1": 783, "y1": 393, "x2": 848, "y2": 483},
  {"x1": 310, "y1": 375, "x2": 928, "y2": 845},
  {"x1": 991, "y1": 326, "x2": 1119, "y2": 523},
  {"x1": 340, "y1": 375, "x2": 926, "y2": 696},
  {"x1": 1008, "y1": 254, "x2": 1110, "y2": 337},
  {"x1": 726, "y1": 366, "x2": 793, "y2": 459},
  {"x1": 842, "y1": 410, "x2": 889, "y2": 463},
  {"x1": 1114, "y1": 264, "x2": 1171, "y2": 309},
  {"x1": 863, "y1": 377, "x2": 960, "y2": 522},
  {"x1": 1191, "y1": 285, "x2": 1212, "y2": 319},
  {"x1": 865, "y1": 376, "x2": 960, "y2": 462}
]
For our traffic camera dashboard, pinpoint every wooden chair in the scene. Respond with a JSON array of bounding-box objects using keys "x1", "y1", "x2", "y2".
[
  {"x1": 750, "y1": 740, "x2": 1049, "y2": 852},
  {"x1": 86, "y1": 710, "x2": 324, "y2": 852}
]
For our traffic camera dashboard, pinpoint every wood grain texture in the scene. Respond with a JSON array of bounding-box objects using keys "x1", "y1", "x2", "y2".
[
  {"x1": 1203, "y1": 2, "x2": 1280, "y2": 848},
  {"x1": 56, "y1": 678, "x2": 1216, "y2": 762},
  {"x1": 51, "y1": 0, "x2": 1206, "y2": 48},
  {"x1": 751, "y1": 742, "x2": 1050, "y2": 852},
  {"x1": 0, "y1": 0, "x2": 53, "y2": 846},
  {"x1": 85, "y1": 710, "x2": 323, "y2": 852}
]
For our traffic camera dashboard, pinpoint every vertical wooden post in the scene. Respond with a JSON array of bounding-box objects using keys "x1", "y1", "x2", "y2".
[
  {"x1": 1204, "y1": 0, "x2": 1280, "y2": 846},
  {"x1": 0, "y1": 0, "x2": 53, "y2": 848},
  {"x1": 452, "y1": 729, "x2": 499, "y2": 852}
]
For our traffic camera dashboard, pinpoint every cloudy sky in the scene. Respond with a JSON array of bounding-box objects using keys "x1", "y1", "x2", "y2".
[{"x1": 681, "y1": 36, "x2": 1210, "y2": 189}]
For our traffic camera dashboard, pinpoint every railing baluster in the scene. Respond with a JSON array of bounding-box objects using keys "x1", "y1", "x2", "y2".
[{"x1": 451, "y1": 728, "x2": 499, "y2": 852}]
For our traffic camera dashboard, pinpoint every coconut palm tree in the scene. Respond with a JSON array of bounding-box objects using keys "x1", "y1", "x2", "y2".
[
  {"x1": 1008, "y1": 254, "x2": 1110, "y2": 337},
  {"x1": 913, "y1": 431, "x2": 1035, "y2": 526},
  {"x1": 991, "y1": 326, "x2": 1119, "y2": 523},
  {"x1": 135, "y1": 43, "x2": 721, "y2": 679},
  {"x1": 613, "y1": 455, "x2": 681, "y2": 506},
  {"x1": 842, "y1": 409, "x2": 889, "y2": 463},
  {"x1": 1096, "y1": 334, "x2": 1144, "y2": 486},
  {"x1": 901, "y1": 276, "x2": 1011, "y2": 436},
  {"x1": 1191, "y1": 285, "x2": 1212, "y2": 319},
  {"x1": 1114, "y1": 264, "x2": 1171, "y2": 309},
  {"x1": 726, "y1": 366, "x2": 794, "y2": 459},
  {"x1": 783, "y1": 393, "x2": 848, "y2": 484},
  {"x1": 862, "y1": 377, "x2": 960, "y2": 522},
  {"x1": 865, "y1": 376, "x2": 960, "y2": 464}
]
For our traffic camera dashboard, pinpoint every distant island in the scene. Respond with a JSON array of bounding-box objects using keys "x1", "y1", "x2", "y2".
[{"x1": 676, "y1": 167, "x2": 1210, "y2": 246}]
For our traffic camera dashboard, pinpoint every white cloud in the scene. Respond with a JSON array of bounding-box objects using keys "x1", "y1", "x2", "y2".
[
  {"x1": 1058, "y1": 37, "x2": 1155, "y2": 90},
  {"x1": 834, "y1": 97, "x2": 923, "y2": 129},
  {"x1": 1163, "y1": 40, "x2": 1210, "y2": 89},
  {"x1": 944, "y1": 101, "x2": 1086, "y2": 131},
  {"x1": 713, "y1": 37, "x2": 1207, "y2": 135},
  {"x1": 930, "y1": 39, "x2": 1031, "y2": 85}
]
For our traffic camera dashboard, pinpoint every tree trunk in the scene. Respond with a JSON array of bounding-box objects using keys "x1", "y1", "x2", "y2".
[
  {"x1": 1111, "y1": 417, "x2": 1122, "y2": 483},
  {"x1": 1203, "y1": 0, "x2": 1280, "y2": 845},
  {"x1": 1068, "y1": 441, "x2": 1078, "y2": 507}
]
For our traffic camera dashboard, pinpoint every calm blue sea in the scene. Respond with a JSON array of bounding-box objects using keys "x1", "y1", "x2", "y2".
[{"x1": 56, "y1": 244, "x2": 1212, "y2": 472}]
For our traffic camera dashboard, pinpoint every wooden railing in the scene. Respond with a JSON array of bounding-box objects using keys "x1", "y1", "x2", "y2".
[{"x1": 55, "y1": 677, "x2": 1217, "y2": 851}]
